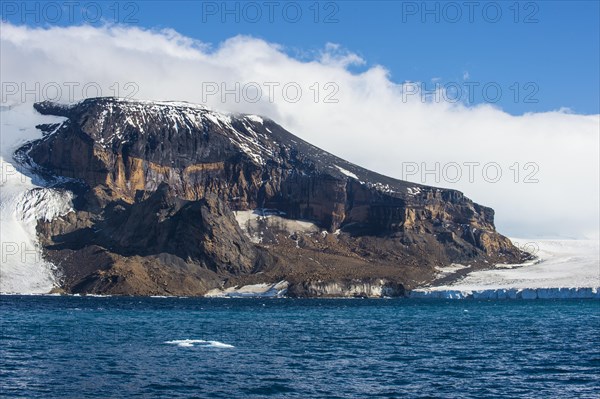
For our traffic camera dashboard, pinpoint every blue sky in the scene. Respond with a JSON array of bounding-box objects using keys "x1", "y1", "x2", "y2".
[
  {"x1": 2, "y1": 0, "x2": 598, "y2": 115},
  {"x1": 1, "y1": 3, "x2": 599, "y2": 237}
]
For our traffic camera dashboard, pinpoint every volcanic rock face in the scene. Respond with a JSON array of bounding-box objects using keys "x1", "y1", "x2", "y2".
[{"x1": 21, "y1": 98, "x2": 523, "y2": 296}]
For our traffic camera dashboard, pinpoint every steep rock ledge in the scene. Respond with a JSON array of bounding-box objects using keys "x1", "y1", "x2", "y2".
[{"x1": 19, "y1": 98, "x2": 524, "y2": 296}]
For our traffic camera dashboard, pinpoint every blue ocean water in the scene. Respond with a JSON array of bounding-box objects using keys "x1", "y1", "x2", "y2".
[{"x1": 1, "y1": 296, "x2": 599, "y2": 398}]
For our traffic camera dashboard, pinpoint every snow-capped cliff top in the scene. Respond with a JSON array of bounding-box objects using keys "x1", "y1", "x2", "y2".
[{"x1": 34, "y1": 97, "x2": 440, "y2": 198}]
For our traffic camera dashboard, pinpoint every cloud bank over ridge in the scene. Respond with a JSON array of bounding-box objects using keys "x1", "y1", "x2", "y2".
[{"x1": 1, "y1": 23, "x2": 598, "y2": 238}]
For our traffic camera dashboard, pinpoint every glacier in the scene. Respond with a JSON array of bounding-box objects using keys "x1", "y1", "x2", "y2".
[
  {"x1": 412, "y1": 239, "x2": 600, "y2": 299},
  {"x1": 0, "y1": 104, "x2": 72, "y2": 294}
]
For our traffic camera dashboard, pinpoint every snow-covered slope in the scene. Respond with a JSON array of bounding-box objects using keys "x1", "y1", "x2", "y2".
[
  {"x1": 412, "y1": 239, "x2": 600, "y2": 299},
  {"x1": 71, "y1": 98, "x2": 273, "y2": 165},
  {"x1": 0, "y1": 104, "x2": 72, "y2": 294}
]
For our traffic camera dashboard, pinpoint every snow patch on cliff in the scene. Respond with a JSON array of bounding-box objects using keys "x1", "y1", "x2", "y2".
[
  {"x1": 245, "y1": 115, "x2": 264, "y2": 124},
  {"x1": 334, "y1": 165, "x2": 358, "y2": 179},
  {"x1": 234, "y1": 209, "x2": 319, "y2": 243},
  {"x1": 407, "y1": 187, "x2": 422, "y2": 195}
]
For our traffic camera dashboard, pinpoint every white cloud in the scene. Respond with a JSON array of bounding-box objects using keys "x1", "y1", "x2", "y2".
[
  {"x1": 1, "y1": 23, "x2": 598, "y2": 239},
  {"x1": 319, "y1": 42, "x2": 365, "y2": 67}
]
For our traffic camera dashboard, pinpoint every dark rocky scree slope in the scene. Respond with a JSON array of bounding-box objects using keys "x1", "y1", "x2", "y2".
[{"x1": 21, "y1": 98, "x2": 525, "y2": 296}]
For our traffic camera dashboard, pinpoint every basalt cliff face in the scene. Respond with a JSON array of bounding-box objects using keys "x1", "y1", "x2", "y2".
[{"x1": 18, "y1": 98, "x2": 524, "y2": 296}]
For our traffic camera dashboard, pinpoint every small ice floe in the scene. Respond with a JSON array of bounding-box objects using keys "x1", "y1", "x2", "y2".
[{"x1": 164, "y1": 339, "x2": 234, "y2": 348}]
